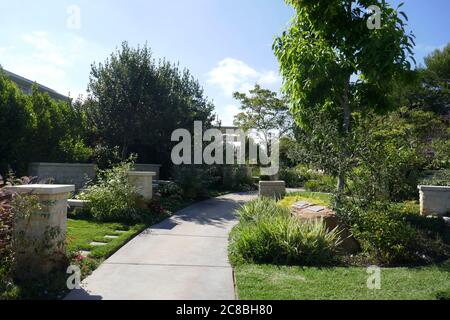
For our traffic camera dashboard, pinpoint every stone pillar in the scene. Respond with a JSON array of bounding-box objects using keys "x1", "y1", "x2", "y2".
[
  {"x1": 4, "y1": 184, "x2": 74, "y2": 279},
  {"x1": 418, "y1": 185, "x2": 450, "y2": 217},
  {"x1": 259, "y1": 181, "x2": 286, "y2": 199},
  {"x1": 127, "y1": 171, "x2": 155, "y2": 202}
]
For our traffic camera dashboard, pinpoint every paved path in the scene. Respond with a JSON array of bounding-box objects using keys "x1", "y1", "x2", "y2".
[{"x1": 65, "y1": 192, "x2": 257, "y2": 300}]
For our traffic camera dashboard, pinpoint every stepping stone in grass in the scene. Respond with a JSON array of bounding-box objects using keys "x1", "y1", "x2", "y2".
[
  {"x1": 79, "y1": 250, "x2": 91, "y2": 258},
  {"x1": 115, "y1": 230, "x2": 128, "y2": 233},
  {"x1": 105, "y1": 235, "x2": 119, "y2": 239},
  {"x1": 90, "y1": 241, "x2": 108, "y2": 246}
]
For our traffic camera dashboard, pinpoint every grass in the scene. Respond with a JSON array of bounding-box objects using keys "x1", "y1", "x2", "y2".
[
  {"x1": 279, "y1": 191, "x2": 332, "y2": 208},
  {"x1": 66, "y1": 219, "x2": 146, "y2": 259},
  {"x1": 234, "y1": 260, "x2": 450, "y2": 300}
]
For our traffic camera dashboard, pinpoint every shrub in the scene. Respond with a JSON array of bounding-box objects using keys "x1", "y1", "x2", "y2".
[
  {"x1": 77, "y1": 160, "x2": 147, "y2": 223},
  {"x1": 436, "y1": 289, "x2": 450, "y2": 301},
  {"x1": 173, "y1": 165, "x2": 219, "y2": 200},
  {"x1": 229, "y1": 198, "x2": 342, "y2": 266},
  {"x1": 278, "y1": 165, "x2": 328, "y2": 188},
  {"x1": 236, "y1": 198, "x2": 290, "y2": 224},
  {"x1": 304, "y1": 175, "x2": 336, "y2": 193},
  {"x1": 230, "y1": 215, "x2": 342, "y2": 266},
  {"x1": 230, "y1": 166, "x2": 255, "y2": 192},
  {"x1": 158, "y1": 181, "x2": 183, "y2": 198},
  {"x1": 279, "y1": 168, "x2": 307, "y2": 188},
  {"x1": 420, "y1": 169, "x2": 450, "y2": 187},
  {"x1": 91, "y1": 144, "x2": 122, "y2": 170},
  {"x1": 0, "y1": 182, "x2": 14, "y2": 268},
  {"x1": 339, "y1": 201, "x2": 450, "y2": 265},
  {"x1": 0, "y1": 175, "x2": 43, "y2": 299}
]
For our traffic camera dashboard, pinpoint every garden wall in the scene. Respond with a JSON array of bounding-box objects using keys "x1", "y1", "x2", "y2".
[
  {"x1": 419, "y1": 185, "x2": 450, "y2": 217},
  {"x1": 132, "y1": 164, "x2": 162, "y2": 180},
  {"x1": 29, "y1": 162, "x2": 96, "y2": 191}
]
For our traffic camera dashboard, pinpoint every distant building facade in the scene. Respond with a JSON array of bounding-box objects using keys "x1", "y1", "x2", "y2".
[{"x1": 3, "y1": 69, "x2": 69, "y2": 102}]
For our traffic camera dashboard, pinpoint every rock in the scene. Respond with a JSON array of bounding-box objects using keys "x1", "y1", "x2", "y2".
[
  {"x1": 290, "y1": 201, "x2": 360, "y2": 254},
  {"x1": 444, "y1": 217, "x2": 450, "y2": 226}
]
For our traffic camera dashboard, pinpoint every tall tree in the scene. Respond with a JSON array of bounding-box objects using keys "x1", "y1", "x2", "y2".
[
  {"x1": 233, "y1": 84, "x2": 292, "y2": 144},
  {"x1": 87, "y1": 42, "x2": 215, "y2": 170},
  {"x1": 88, "y1": 42, "x2": 156, "y2": 160},
  {"x1": 398, "y1": 43, "x2": 450, "y2": 115},
  {"x1": 274, "y1": 0, "x2": 415, "y2": 199}
]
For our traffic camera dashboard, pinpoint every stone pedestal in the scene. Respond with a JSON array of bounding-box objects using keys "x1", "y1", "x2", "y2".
[
  {"x1": 419, "y1": 185, "x2": 450, "y2": 217},
  {"x1": 259, "y1": 181, "x2": 286, "y2": 199},
  {"x1": 4, "y1": 184, "x2": 74, "y2": 279},
  {"x1": 127, "y1": 171, "x2": 156, "y2": 202}
]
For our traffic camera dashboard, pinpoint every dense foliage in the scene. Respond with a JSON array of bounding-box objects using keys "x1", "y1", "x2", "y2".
[
  {"x1": 233, "y1": 84, "x2": 292, "y2": 144},
  {"x1": 274, "y1": 0, "x2": 415, "y2": 197},
  {"x1": 338, "y1": 200, "x2": 449, "y2": 265},
  {"x1": 77, "y1": 159, "x2": 166, "y2": 224},
  {"x1": 229, "y1": 198, "x2": 342, "y2": 266},
  {"x1": 85, "y1": 42, "x2": 215, "y2": 175},
  {"x1": 0, "y1": 70, "x2": 91, "y2": 176}
]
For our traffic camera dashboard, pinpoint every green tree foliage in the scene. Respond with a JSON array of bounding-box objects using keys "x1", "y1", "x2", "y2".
[
  {"x1": 348, "y1": 108, "x2": 449, "y2": 202},
  {"x1": 86, "y1": 42, "x2": 215, "y2": 171},
  {"x1": 233, "y1": 84, "x2": 292, "y2": 144},
  {"x1": 0, "y1": 70, "x2": 91, "y2": 176},
  {"x1": 396, "y1": 43, "x2": 450, "y2": 115},
  {"x1": 0, "y1": 73, "x2": 32, "y2": 174},
  {"x1": 28, "y1": 86, "x2": 91, "y2": 164},
  {"x1": 274, "y1": 0, "x2": 415, "y2": 197}
]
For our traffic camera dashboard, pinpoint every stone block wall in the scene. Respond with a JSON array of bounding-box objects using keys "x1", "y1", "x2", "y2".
[
  {"x1": 419, "y1": 185, "x2": 450, "y2": 217},
  {"x1": 29, "y1": 163, "x2": 96, "y2": 191},
  {"x1": 259, "y1": 181, "x2": 286, "y2": 199}
]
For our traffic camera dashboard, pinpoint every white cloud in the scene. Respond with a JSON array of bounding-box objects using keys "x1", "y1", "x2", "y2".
[
  {"x1": 207, "y1": 58, "x2": 281, "y2": 96},
  {"x1": 219, "y1": 104, "x2": 241, "y2": 126},
  {"x1": 0, "y1": 31, "x2": 101, "y2": 98},
  {"x1": 0, "y1": 45, "x2": 14, "y2": 55}
]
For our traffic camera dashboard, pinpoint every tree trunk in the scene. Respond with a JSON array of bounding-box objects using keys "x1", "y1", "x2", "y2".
[
  {"x1": 121, "y1": 137, "x2": 129, "y2": 161},
  {"x1": 337, "y1": 79, "x2": 351, "y2": 197}
]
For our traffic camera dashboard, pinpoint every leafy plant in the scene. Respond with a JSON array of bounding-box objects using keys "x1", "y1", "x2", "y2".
[
  {"x1": 274, "y1": 0, "x2": 415, "y2": 198},
  {"x1": 339, "y1": 200, "x2": 449, "y2": 265},
  {"x1": 230, "y1": 215, "x2": 342, "y2": 266},
  {"x1": 173, "y1": 165, "x2": 219, "y2": 200},
  {"x1": 77, "y1": 159, "x2": 146, "y2": 223},
  {"x1": 305, "y1": 175, "x2": 336, "y2": 193},
  {"x1": 221, "y1": 165, "x2": 255, "y2": 192},
  {"x1": 230, "y1": 198, "x2": 342, "y2": 266},
  {"x1": 236, "y1": 197, "x2": 290, "y2": 224}
]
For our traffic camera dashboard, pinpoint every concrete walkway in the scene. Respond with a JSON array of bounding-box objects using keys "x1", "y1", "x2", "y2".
[{"x1": 65, "y1": 192, "x2": 257, "y2": 300}]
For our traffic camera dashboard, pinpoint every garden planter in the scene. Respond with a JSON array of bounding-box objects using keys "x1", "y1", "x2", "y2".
[
  {"x1": 127, "y1": 171, "x2": 156, "y2": 203},
  {"x1": 5, "y1": 184, "x2": 74, "y2": 280},
  {"x1": 418, "y1": 185, "x2": 450, "y2": 217}
]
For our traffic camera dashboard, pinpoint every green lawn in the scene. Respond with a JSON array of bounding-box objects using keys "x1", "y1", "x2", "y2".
[
  {"x1": 234, "y1": 261, "x2": 450, "y2": 300},
  {"x1": 66, "y1": 219, "x2": 146, "y2": 259}
]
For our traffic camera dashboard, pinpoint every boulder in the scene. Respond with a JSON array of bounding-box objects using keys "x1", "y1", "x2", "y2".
[{"x1": 290, "y1": 201, "x2": 360, "y2": 254}]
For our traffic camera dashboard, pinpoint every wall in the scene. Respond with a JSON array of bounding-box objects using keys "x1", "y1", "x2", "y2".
[{"x1": 29, "y1": 163, "x2": 96, "y2": 191}]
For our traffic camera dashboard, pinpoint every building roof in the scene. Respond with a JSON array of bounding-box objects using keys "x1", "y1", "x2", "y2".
[{"x1": 3, "y1": 69, "x2": 70, "y2": 102}]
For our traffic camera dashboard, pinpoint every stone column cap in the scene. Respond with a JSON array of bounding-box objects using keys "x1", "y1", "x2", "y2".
[
  {"x1": 127, "y1": 171, "x2": 156, "y2": 177},
  {"x1": 260, "y1": 181, "x2": 286, "y2": 185},
  {"x1": 5, "y1": 184, "x2": 75, "y2": 195},
  {"x1": 418, "y1": 185, "x2": 450, "y2": 192}
]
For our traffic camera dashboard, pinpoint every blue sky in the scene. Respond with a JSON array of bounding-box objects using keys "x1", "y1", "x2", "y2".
[{"x1": 0, "y1": 0, "x2": 449, "y2": 125}]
